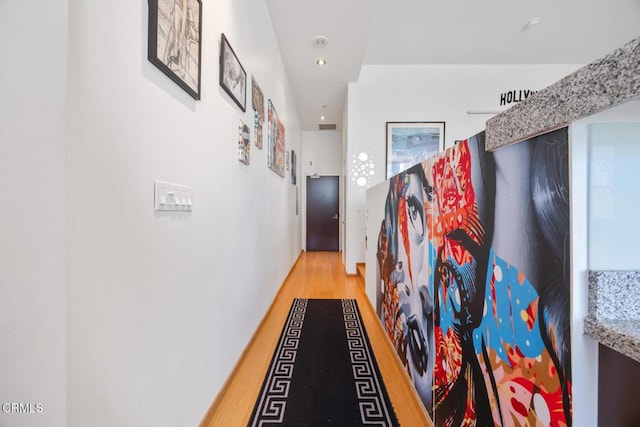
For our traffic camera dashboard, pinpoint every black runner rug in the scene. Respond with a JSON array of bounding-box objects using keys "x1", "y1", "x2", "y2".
[{"x1": 248, "y1": 298, "x2": 399, "y2": 426}]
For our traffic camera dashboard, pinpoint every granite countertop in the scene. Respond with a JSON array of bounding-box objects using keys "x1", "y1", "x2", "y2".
[
  {"x1": 583, "y1": 271, "x2": 640, "y2": 363},
  {"x1": 485, "y1": 36, "x2": 640, "y2": 151}
]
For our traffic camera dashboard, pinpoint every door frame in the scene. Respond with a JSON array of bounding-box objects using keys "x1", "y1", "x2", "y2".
[{"x1": 303, "y1": 174, "x2": 341, "y2": 252}]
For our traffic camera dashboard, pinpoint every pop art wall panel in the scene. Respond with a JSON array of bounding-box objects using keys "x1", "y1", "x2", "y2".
[{"x1": 375, "y1": 129, "x2": 571, "y2": 426}]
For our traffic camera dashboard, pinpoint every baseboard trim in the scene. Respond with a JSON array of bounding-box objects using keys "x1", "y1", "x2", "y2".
[{"x1": 347, "y1": 262, "x2": 366, "y2": 280}]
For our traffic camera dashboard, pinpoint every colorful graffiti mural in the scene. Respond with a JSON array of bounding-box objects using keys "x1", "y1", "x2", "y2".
[{"x1": 376, "y1": 130, "x2": 571, "y2": 426}]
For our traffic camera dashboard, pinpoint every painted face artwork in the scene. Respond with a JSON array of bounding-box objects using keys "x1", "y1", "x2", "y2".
[
  {"x1": 377, "y1": 131, "x2": 572, "y2": 426},
  {"x1": 379, "y1": 165, "x2": 435, "y2": 409},
  {"x1": 397, "y1": 171, "x2": 433, "y2": 403}
]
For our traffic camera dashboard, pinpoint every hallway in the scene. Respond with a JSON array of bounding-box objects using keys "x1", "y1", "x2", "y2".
[{"x1": 201, "y1": 251, "x2": 431, "y2": 426}]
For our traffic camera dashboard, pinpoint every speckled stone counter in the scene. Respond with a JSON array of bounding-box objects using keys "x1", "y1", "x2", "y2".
[
  {"x1": 485, "y1": 36, "x2": 640, "y2": 151},
  {"x1": 584, "y1": 271, "x2": 640, "y2": 363}
]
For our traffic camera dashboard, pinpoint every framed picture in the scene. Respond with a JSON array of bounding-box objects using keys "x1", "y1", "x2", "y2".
[
  {"x1": 386, "y1": 121, "x2": 445, "y2": 178},
  {"x1": 252, "y1": 76, "x2": 264, "y2": 115},
  {"x1": 291, "y1": 150, "x2": 297, "y2": 185},
  {"x1": 252, "y1": 76, "x2": 264, "y2": 149},
  {"x1": 267, "y1": 99, "x2": 285, "y2": 177},
  {"x1": 238, "y1": 120, "x2": 250, "y2": 165},
  {"x1": 147, "y1": 0, "x2": 202, "y2": 100},
  {"x1": 219, "y1": 33, "x2": 246, "y2": 111}
]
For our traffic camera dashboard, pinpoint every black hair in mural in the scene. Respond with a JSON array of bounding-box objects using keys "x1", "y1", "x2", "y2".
[
  {"x1": 530, "y1": 128, "x2": 572, "y2": 423},
  {"x1": 531, "y1": 129, "x2": 570, "y2": 265}
]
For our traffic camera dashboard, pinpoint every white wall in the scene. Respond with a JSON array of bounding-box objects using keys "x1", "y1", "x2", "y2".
[
  {"x1": 0, "y1": 1, "x2": 67, "y2": 426},
  {"x1": 364, "y1": 180, "x2": 389, "y2": 307},
  {"x1": 66, "y1": 1, "x2": 300, "y2": 426},
  {"x1": 568, "y1": 120, "x2": 599, "y2": 427},
  {"x1": 301, "y1": 130, "x2": 343, "y2": 250},
  {"x1": 344, "y1": 64, "x2": 582, "y2": 273}
]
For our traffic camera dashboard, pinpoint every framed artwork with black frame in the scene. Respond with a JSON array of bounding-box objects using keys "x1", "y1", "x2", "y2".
[
  {"x1": 386, "y1": 121, "x2": 445, "y2": 178},
  {"x1": 219, "y1": 33, "x2": 247, "y2": 112},
  {"x1": 147, "y1": 0, "x2": 202, "y2": 100}
]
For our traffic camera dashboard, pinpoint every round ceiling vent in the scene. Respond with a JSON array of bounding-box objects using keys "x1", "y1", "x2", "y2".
[{"x1": 312, "y1": 36, "x2": 329, "y2": 48}]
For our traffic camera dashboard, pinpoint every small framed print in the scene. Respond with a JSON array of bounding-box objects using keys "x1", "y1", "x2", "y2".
[
  {"x1": 252, "y1": 77, "x2": 264, "y2": 149},
  {"x1": 148, "y1": 0, "x2": 202, "y2": 100},
  {"x1": 267, "y1": 100, "x2": 285, "y2": 177},
  {"x1": 291, "y1": 150, "x2": 297, "y2": 185},
  {"x1": 238, "y1": 120, "x2": 250, "y2": 165},
  {"x1": 386, "y1": 121, "x2": 445, "y2": 178},
  {"x1": 219, "y1": 33, "x2": 247, "y2": 111}
]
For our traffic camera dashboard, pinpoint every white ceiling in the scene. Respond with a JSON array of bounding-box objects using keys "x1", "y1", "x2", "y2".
[{"x1": 266, "y1": 0, "x2": 640, "y2": 131}]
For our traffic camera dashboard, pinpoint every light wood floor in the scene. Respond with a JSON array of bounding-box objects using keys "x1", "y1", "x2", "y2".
[{"x1": 200, "y1": 251, "x2": 432, "y2": 426}]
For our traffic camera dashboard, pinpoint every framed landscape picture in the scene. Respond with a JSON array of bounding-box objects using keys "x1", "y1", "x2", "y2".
[
  {"x1": 386, "y1": 121, "x2": 445, "y2": 178},
  {"x1": 148, "y1": 0, "x2": 202, "y2": 100},
  {"x1": 219, "y1": 33, "x2": 246, "y2": 111}
]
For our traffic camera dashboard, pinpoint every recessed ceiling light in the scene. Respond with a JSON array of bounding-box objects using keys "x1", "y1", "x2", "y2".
[
  {"x1": 316, "y1": 58, "x2": 326, "y2": 66},
  {"x1": 312, "y1": 36, "x2": 329, "y2": 48},
  {"x1": 322, "y1": 105, "x2": 327, "y2": 109},
  {"x1": 320, "y1": 116, "x2": 325, "y2": 121}
]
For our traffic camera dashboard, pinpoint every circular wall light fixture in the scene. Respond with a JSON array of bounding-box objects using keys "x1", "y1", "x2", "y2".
[
  {"x1": 351, "y1": 151, "x2": 375, "y2": 190},
  {"x1": 316, "y1": 58, "x2": 326, "y2": 66}
]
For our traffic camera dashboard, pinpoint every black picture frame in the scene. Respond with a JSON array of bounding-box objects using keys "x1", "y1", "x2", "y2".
[
  {"x1": 147, "y1": 0, "x2": 202, "y2": 100},
  {"x1": 219, "y1": 33, "x2": 247, "y2": 112}
]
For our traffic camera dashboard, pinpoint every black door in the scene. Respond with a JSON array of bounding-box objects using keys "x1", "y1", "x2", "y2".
[{"x1": 306, "y1": 176, "x2": 339, "y2": 251}]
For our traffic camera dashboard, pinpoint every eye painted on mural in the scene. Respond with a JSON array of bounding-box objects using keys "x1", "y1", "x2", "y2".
[
  {"x1": 424, "y1": 180, "x2": 434, "y2": 203},
  {"x1": 406, "y1": 195, "x2": 424, "y2": 239}
]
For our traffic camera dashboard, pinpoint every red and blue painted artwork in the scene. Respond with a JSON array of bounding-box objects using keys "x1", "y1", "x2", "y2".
[{"x1": 377, "y1": 129, "x2": 571, "y2": 426}]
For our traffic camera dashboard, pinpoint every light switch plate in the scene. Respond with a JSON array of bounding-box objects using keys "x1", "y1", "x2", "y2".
[{"x1": 154, "y1": 181, "x2": 193, "y2": 212}]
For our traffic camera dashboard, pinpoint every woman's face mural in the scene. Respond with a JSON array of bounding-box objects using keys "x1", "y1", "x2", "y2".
[
  {"x1": 376, "y1": 132, "x2": 572, "y2": 426},
  {"x1": 396, "y1": 172, "x2": 433, "y2": 403},
  {"x1": 379, "y1": 167, "x2": 434, "y2": 409}
]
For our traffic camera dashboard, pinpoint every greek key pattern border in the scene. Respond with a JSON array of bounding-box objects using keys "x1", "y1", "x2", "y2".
[
  {"x1": 250, "y1": 298, "x2": 308, "y2": 427},
  {"x1": 342, "y1": 299, "x2": 396, "y2": 426}
]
